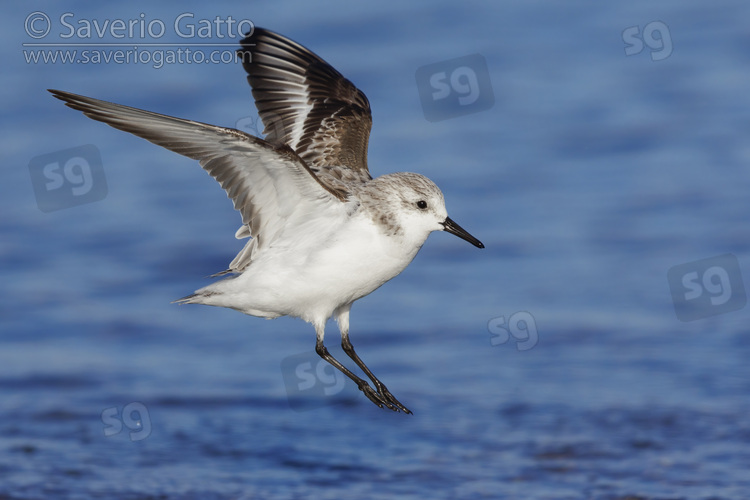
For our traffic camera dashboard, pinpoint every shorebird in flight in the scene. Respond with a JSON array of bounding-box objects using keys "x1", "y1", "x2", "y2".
[{"x1": 50, "y1": 28, "x2": 483, "y2": 414}]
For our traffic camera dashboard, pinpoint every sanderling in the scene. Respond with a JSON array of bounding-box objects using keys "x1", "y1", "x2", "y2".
[{"x1": 49, "y1": 28, "x2": 483, "y2": 414}]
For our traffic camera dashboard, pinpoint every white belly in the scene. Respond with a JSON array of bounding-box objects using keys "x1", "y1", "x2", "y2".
[{"x1": 214, "y1": 212, "x2": 422, "y2": 323}]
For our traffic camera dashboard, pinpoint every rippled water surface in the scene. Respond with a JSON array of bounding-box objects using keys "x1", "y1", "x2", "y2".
[{"x1": 3, "y1": 1, "x2": 750, "y2": 498}]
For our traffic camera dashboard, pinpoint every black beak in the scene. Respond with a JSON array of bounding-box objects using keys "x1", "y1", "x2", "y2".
[{"x1": 442, "y1": 217, "x2": 484, "y2": 248}]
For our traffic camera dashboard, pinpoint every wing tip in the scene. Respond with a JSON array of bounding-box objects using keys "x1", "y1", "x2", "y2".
[{"x1": 48, "y1": 88, "x2": 73, "y2": 101}]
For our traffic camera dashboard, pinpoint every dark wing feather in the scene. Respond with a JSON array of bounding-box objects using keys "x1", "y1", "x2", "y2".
[{"x1": 237, "y1": 28, "x2": 372, "y2": 177}]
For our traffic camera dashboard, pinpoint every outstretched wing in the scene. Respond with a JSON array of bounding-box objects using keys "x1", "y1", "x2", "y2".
[
  {"x1": 238, "y1": 28, "x2": 372, "y2": 177},
  {"x1": 49, "y1": 90, "x2": 345, "y2": 272}
]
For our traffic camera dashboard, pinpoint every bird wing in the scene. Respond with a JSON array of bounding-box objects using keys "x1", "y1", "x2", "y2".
[
  {"x1": 49, "y1": 90, "x2": 346, "y2": 272},
  {"x1": 237, "y1": 28, "x2": 372, "y2": 178}
]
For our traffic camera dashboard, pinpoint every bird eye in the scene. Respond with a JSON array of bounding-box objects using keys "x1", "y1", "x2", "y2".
[{"x1": 416, "y1": 200, "x2": 427, "y2": 210}]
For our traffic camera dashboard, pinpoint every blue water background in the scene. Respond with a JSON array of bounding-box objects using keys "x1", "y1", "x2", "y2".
[{"x1": 3, "y1": 1, "x2": 750, "y2": 498}]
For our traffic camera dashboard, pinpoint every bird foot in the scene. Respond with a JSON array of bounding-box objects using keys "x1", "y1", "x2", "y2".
[{"x1": 357, "y1": 382, "x2": 412, "y2": 414}]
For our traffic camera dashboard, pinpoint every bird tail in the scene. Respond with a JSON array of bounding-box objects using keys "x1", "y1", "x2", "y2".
[
  {"x1": 171, "y1": 279, "x2": 234, "y2": 307},
  {"x1": 172, "y1": 293, "x2": 201, "y2": 305}
]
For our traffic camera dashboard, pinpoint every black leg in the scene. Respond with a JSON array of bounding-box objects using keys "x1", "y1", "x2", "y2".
[
  {"x1": 341, "y1": 333, "x2": 412, "y2": 414},
  {"x1": 315, "y1": 339, "x2": 395, "y2": 411}
]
